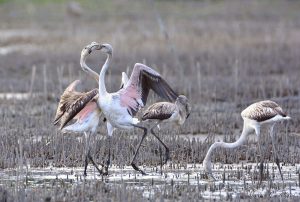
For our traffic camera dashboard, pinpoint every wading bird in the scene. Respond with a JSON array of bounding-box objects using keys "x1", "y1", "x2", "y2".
[
  {"x1": 54, "y1": 80, "x2": 102, "y2": 176},
  {"x1": 141, "y1": 95, "x2": 191, "y2": 165},
  {"x1": 80, "y1": 42, "x2": 178, "y2": 175},
  {"x1": 203, "y1": 100, "x2": 291, "y2": 181},
  {"x1": 53, "y1": 45, "x2": 129, "y2": 176}
]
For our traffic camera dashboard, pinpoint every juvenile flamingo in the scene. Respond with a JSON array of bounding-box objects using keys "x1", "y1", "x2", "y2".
[
  {"x1": 141, "y1": 95, "x2": 191, "y2": 165},
  {"x1": 54, "y1": 80, "x2": 102, "y2": 176},
  {"x1": 53, "y1": 44, "x2": 128, "y2": 176},
  {"x1": 203, "y1": 100, "x2": 291, "y2": 181}
]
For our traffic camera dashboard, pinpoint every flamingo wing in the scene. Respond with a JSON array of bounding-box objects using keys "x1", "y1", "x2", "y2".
[
  {"x1": 74, "y1": 99, "x2": 99, "y2": 122},
  {"x1": 53, "y1": 80, "x2": 81, "y2": 123},
  {"x1": 120, "y1": 72, "x2": 129, "y2": 89},
  {"x1": 142, "y1": 102, "x2": 176, "y2": 121},
  {"x1": 120, "y1": 63, "x2": 178, "y2": 116},
  {"x1": 53, "y1": 80, "x2": 99, "y2": 129},
  {"x1": 62, "y1": 100, "x2": 101, "y2": 133}
]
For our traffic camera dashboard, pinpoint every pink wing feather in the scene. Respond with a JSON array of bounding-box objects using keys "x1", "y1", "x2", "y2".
[
  {"x1": 119, "y1": 63, "x2": 178, "y2": 116},
  {"x1": 74, "y1": 101, "x2": 99, "y2": 123}
]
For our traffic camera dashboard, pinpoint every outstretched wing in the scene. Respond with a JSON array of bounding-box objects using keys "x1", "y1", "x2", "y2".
[
  {"x1": 53, "y1": 80, "x2": 99, "y2": 129},
  {"x1": 120, "y1": 63, "x2": 178, "y2": 116},
  {"x1": 142, "y1": 102, "x2": 176, "y2": 121}
]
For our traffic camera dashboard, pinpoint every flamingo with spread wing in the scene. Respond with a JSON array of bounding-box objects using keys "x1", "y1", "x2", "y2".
[{"x1": 82, "y1": 42, "x2": 178, "y2": 175}]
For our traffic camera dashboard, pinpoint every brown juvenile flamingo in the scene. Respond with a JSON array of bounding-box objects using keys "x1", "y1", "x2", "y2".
[
  {"x1": 141, "y1": 95, "x2": 191, "y2": 166},
  {"x1": 54, "y1": 80, "x2": 102, "y2": 176},
  {"x1": 53, "y1": 45, "x2": 128, "y2": 176},
  {"x1": 80, "y1": 42, "x2": 178, "y2": 175},
  {"x1": 203, "y1": 100, "x2": 291, "y2": 181}
]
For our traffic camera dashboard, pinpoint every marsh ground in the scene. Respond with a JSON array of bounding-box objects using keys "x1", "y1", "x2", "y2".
[{"x1": 1, "y1": 0, "x2": 300, "y2": 200}]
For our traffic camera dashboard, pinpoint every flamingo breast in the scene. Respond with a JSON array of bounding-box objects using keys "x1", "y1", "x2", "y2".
[{"x1": 98, "y1": 93, "x2": 134, "y2": 129}]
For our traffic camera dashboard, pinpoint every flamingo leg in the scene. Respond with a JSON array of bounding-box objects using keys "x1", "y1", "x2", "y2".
[
  {"x1": 257, "y1": 141, "x2": 265, "y2": 183},
  {"x1": 84, "y1": 154, "x2": 89, "y2": 176},
  {"x1": 102, "y1": 136, "x2": 111, "y2": 175},
  {"x1": 159, "y1": 146, "x2": 163, "y2": 175},
  {"x1": 269, "y1": 124, "x2": 284, "y2": 182},
  {"x1": 83, "y1": 132, "x2": 91, "y2": 176},
  {"x1": 150, "y1": 122, "x2": 170, "y2": 166},
  {"x1": 87, "y1": 151, "x2": 104, "y2": 175},
  {"x1": 130, "y1": 124, "x2": 148, "y2": 175},
  {"x1": 83, "y1": 132, "x2": 104, "y2": 176},
  {"x1": 255, "y1": 128, "x2": 265, "y2": 183}
]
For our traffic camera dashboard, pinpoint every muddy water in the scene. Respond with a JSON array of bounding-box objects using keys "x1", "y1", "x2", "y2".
[{"x1": 1, "y1": 163, "x2": 300, "y2": 200}]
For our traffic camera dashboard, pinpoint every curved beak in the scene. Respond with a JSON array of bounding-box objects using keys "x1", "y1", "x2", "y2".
[
  {"x1": 186, "y1": 103, "x2": 191, "y2": 119},
  {"x1": 85, "y1": 42, "x2": 102, "y2": 54}
]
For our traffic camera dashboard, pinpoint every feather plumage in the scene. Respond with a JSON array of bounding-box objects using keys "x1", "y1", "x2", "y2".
[
  {"x1": 241, "y1": 100, "x2": 287, "y2": 122},
  {"x1": 53, "y1": 80, "x2": 98, "y2": 129},
  {"x1": 120, "y1": 63, "x2": 178, "y2": 116},
  {"x1": 142, "y1": 102, "x2": 176, "y2": 120}
]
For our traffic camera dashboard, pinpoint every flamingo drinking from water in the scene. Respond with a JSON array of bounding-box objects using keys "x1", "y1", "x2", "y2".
[{"x1": 203, "y1": 100, "x2": 291, "y2": 181}]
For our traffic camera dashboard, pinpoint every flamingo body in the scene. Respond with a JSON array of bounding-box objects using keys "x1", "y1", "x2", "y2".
[
  {"x1": 53, "y1": 80, "x2": 99, "y2": 130},
  {"x1": 241, "y1": 100, "x2": 290, "y2": 123},
  {"x1": 62, "y1": 102, "x2": 101, "y2": 133},
  {"x1": 141, "y1": 95, "x2": 191, "y2": 166},
  {"x1": 98, "y1": 93, "x2": 139, "y2": 129},
  {"x1": 203, "y1": 100, "x2": 291, "y2": 181},
  {"x1": 86, "y1": 42, "x2": 178, "y2": 174},
  {"x1": 142, "y1": 95, "x2": 191, "y2": 125}
]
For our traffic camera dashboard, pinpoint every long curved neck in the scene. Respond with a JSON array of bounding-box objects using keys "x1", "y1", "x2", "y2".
[
  {"x1": 176, "y1": 104, "x2": 186, "y2": 124},
  {"x1": 99, "y1": 53, "x2": 111, "y2": 96},
  {"x1": 204, "y1": 122, "x2": 252, "y2": 162},
  {"x1": 80, "y1": 57, "x2": 99, "y2": 83}
]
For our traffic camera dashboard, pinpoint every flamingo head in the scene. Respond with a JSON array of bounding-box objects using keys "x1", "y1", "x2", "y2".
[
  {"x1": 203, "y1": 156, "x2": 216, "y2": 181},
  {"x1": 176, "y1": 95, "x2": 191, "y2": 118},
  {"x1": 83, "y1": 42, "x2": 113, "y2": 56},
  {"x1": 97, "y1": 43, "x2": 113, "y2": 55},
  {"x1": 80, "y1": 42, "x2": 101, "y2": 67}
]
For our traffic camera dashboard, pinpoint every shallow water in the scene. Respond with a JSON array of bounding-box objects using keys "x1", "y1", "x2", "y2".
[
  {"x1": 0, "y1": 93, "x2": 55, "y2": 100},
  {"x1": 1, "y1": 163, "x2": 300, "y2": 200}
]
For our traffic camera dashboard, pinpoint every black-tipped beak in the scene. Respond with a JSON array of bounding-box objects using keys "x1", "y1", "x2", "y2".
[
  {"x1": 97, "y1": 44, "x2": 104, "y2": 50},
  {"x1": 85, "y1": 43, "x2": 102, "y2": 54}
]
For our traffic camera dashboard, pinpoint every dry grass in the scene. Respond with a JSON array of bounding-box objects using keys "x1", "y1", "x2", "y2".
[{"x1": 1, "y1": 0, "x2": 300, "y2": 200}]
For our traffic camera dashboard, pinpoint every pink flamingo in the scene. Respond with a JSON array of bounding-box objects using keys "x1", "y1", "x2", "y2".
[{"x1": 81, "y1": 42, "x2": 178, "y2": 175}]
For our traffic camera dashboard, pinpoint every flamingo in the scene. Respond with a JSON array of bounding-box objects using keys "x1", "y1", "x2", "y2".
[
  {"x1": 53, "y1": 45, "x2": 128, "y2": 176},
  {"x1": 54, "y1": 80, "x2": 102, "y2": 176},
  {"x1": 81, "y1": 42, "x2": 178, "y2": 175},
  {"x1": 141, "y1": 95, "x2": 191, "y2": 166},
  {"x1": 203, "y1": 100, "x2": 291, "y2": 181}
]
